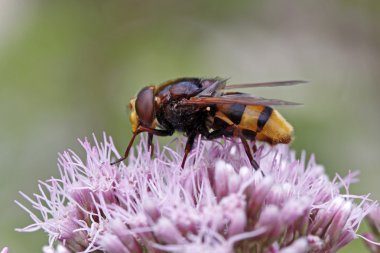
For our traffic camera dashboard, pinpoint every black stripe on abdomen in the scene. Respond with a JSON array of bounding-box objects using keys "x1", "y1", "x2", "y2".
[
  {"x1": 257, "y1": 106, "x2": 273, "y2": 132},
  {"x1": 224, "y1": 104, "x2": 246, "y2": 125}
]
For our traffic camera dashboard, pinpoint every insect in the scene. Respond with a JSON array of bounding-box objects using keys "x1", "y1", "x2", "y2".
[{"x1": 112, "y1": 78, "x2": 304, "y2": 169}]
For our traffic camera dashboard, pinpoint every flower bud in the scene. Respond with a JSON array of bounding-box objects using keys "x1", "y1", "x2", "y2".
[
  {"x1": 279, "y1": 237, "x2": 308, "y2": 253},
  {"x1": 154, "y1": 217, "x2": 185, "y2": 244}
]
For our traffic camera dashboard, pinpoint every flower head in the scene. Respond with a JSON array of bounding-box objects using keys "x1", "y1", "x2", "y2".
[{"x1": 16, "y1": 133, "x2": 376, "y2": 252}]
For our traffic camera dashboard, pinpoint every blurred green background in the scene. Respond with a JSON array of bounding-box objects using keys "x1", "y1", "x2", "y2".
[{"x1": 1, "y1": 0, "x2": 379, "y2": 252}]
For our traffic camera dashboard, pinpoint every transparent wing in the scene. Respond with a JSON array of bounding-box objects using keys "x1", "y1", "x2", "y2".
[
  {"x1": 183, "y1": 93, "x2": 302, "y2": 107},
  {"x1": 195, "y1": 78, "x2": 228, "y2": 97},
  {"x1": 191, "y1": 79, "x2": 305, "y2": 106},
  {"x1": 224, "y1": 80, "x2": 307, "y2": 90}
]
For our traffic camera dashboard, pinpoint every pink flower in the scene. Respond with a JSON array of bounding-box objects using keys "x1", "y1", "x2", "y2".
[
  {"x1": 362, "y1": 206, "x2": 380, "y2": 252},
  {"x1": 16, "y1": 133, "x2": 377, "y2": 253}
]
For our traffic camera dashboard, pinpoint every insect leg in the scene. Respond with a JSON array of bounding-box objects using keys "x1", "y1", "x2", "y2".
[
  {"x1": 111, "y1": 126, "x2": 173, "y2": 165},
  {"x1": 181, "y1": 132, "x2": 197, "y2": 168},
  {"x1": 140, "y1": 127, "x2": 174, "y2": 159},
  {"x1": 111, "y1": 130, "x2": 140, "y2": 165},
  {"x1": 240, "y1": 129, "x2": 258, "y2": 156},
  {"x1": 206, "y1": 126, "x2": 260, "y2": 170},
  {"x1": 205, "y1": 127, "x2": 233, "y2": 140},
  {"x1": 148, "y1": 133, "x2": 154, "y2": 158},
  {"x1": 252, "y1": 142, "x2": 257, "y2": 153},
  {"x1": 237, "y1": 131, "x2": 259, "y2": 170},
  {"x1": 138, "y1": 126, "x2": 175, "y2": 136}
]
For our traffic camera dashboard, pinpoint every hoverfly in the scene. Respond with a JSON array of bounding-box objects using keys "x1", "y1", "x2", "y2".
[{"x1": 112, "y1": 78, "x2": 304, "y2": 169}]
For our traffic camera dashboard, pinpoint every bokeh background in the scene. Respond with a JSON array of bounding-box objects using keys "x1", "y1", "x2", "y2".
[{"x1": 1, "y1": 0, "x2": 379, "y2": 252}]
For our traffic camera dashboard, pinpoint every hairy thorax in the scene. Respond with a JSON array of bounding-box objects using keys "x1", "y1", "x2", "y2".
[{"x1": 156, "y1": 99, "x2": 205, "y2": 132}]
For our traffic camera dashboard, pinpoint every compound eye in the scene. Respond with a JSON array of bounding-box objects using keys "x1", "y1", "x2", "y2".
[{"x1": 135, "y1": 86, "x2": 155, "y2": 126}]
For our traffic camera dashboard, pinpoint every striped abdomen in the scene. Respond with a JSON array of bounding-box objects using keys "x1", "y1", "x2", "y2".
[{"x1": 215, "y1": 104, "x2": 293, "y2": 144}]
